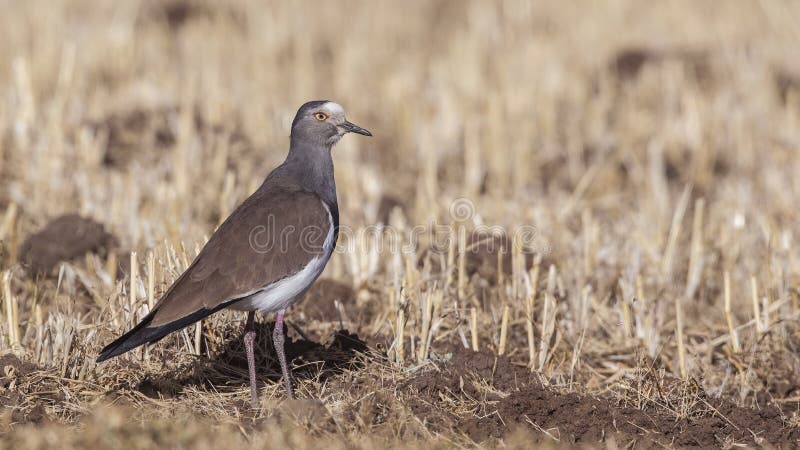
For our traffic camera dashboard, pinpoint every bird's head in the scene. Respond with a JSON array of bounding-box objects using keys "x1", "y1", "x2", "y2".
[{"x1": 290, "y1": 100, "x2": 372, "y2": 147}]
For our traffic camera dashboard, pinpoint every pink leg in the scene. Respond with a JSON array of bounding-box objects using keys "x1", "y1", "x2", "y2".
[
  {"x1": 243, "y1": 311, "x2": 258, "y2": 408},
  {"x1": 273, "y1": 309, "x2": 294, "y2": 399}
]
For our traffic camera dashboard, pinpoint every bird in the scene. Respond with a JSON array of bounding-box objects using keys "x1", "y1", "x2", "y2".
[{"x1": 96, "y1": 100, "x2": 371, "y2": 406}]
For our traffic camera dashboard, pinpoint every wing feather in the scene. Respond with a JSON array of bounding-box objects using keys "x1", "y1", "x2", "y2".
[{"x1": 149, "y1": 186, "x2": 332, "y2": 327}]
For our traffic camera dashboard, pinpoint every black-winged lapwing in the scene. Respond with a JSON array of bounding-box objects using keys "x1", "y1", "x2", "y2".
[{"x1": 97, "y1": 101, "x2": 371, "y2": 406}]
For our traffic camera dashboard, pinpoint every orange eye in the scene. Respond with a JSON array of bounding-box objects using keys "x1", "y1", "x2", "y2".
[{"x1": 313, "y1": 112, "x2": 328, "y2": 121}]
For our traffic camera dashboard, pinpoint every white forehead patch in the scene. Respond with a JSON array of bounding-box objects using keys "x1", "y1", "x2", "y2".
[{"x1": 321, "y1": 102, "x2": 345, "y2": 116}]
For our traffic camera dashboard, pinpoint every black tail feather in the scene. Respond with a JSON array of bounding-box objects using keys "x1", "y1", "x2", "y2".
[
  {"x1": 96, "y1": 302, "x2": 235, "y2": 363},
  {"x1": 96, "y1": 311, "x2": 158, "y2": 362}
]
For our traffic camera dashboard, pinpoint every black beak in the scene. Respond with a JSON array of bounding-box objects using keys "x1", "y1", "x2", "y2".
[{"x1": 341, "y1": 121, "x2": 372, "y2": 136}]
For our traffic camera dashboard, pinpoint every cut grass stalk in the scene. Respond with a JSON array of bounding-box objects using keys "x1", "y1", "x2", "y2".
[
  {"x1": 421, "y1": 290, "x2": 443, "y2": 361},
  {"x1": 498, "y1": 305, "x2": 510, "y2": 356},
  {"x1": 676, "y1": 296, "x2": 687, "y2": 378},
  {"x1": 33, "y1": 304, "x2": 42, "y2": 362},
  {"x1": 708, "y1": 297, "x2": 793, "y2": 348},
  {"x1": 751, "y1": 275, "x2": 762, "y2": 334},
  {"x1": 662, "y1": 185, "x2": 692, "y2": 281},
  {"x1": 446, "y1": 226, "x2": 455, "y2": 289},
  {"x1": 526, "y1": 315, "x2": 535, "y2": 371},
  {"x1": 723, "y1": 271, "x2": 740, "y2": 353},
  {"x1": 527, "y1": 258, "x2": 541, "y2": 370},
  {"x1": 0, "y1": 202, "x2": 17, "y2": 242},
  {"x1": 538, "y1": 292, "x2": 556, "y2": 371},
  {"x1": 619, "y1": 279, "x2": 632, "y2": 339},
  {"x1": 546, "y1": 264, "x2": 557, "y2": 298},
  {"x1": 685, "y1": 198, "x2": 705, "y2": 299},
  {"x1": 512, "y1": 233, "x2": 522, "y2": 300},
  {"x1": 470, "y1": 307, "x2": 478, "y2": 351},
  {"x1": 417, "y1": 290, "x2": 433, "y2": 363},
  {"x1": 497, "y1": 244, "x2": 504, "y2": 288},
  {"x1": 194, "y1": 322, "x2": 203, "y2": 356},
  {"x1": 397, "y1": 306, "x2": 406, "y2": 366},
  {"x1": 538, "y1": 265, "x2": 558, "y2": 370},
  {"x1": 3, "y1": 271, "x2": 19, "y2": 351},
  {"x1": 106, "y1": 252, "x2": 117, "y2": 292},
  {"x1": 458, "y1": 225, "x2": 467, "y2": 302},
  {"x1": 11, "y1": 285, "x2": 19, "y2": 349},
  {"x1": 129, "y1": 251, "x2": 137, "y2": 327},
  {"x1": 147, "y1": 250, "x2": 156, "y2": 309},
  {"x1": 635, "y1": 275, "x2": 646, "y2": 324}
]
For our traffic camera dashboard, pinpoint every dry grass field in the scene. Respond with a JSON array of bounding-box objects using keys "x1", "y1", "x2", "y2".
[{"x1": 1, "y1": 0, "x2": 800, "y2": 448}]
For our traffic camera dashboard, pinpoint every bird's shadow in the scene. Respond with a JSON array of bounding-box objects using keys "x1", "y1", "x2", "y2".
[{"x1": 135, "y1": 321, "x2": 369, "y2": 399}]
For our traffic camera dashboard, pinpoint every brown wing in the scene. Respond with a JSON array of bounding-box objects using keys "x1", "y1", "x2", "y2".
[
  {"x1": 96, "y1": 181, "x2": 335, "y2": 363},
  {"x1": 149, "y1": 186, "x2": 332, "y2": 326}
]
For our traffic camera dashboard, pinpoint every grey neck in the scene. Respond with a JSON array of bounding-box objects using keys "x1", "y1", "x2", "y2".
[{"x1": 282, "y1": 138, "x2": 338, "y2": 208}]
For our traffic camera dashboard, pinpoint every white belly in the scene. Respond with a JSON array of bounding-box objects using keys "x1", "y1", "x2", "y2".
[{"x1": 230, "y1": 202, "x2": 334, "y2": 313}]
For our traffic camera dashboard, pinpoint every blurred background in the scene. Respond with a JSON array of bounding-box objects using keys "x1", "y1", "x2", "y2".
[
  {"x1": 1, "y1": 1, "x2": 797, "y2": 248},
  {"x1": 1, "y1": 0, "x2": 800, "y2": 446}
]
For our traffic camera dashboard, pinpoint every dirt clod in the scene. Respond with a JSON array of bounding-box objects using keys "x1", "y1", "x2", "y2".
[
  {"x1": 0, "y1": 354, "x2": 47, "y2": 425},
  {"x1": 410, "y1": 346, "x2": 529, "y2": 397},
  {"x1": 86, "y1": 108, "x2": 176, "y2": 169},
  {"x1": 376, "y1": 195, "x2": 405, "y2": 225},
  {"x1": 0, "y1": 354, "x2": 38, "y2": 385},
  {"x1": 19, "y1": 214, "x2": 116, "y2": 275},
  {"x1": 406, "y1": 346, "x2": 800, "y2": 448},
  {"x1": 775, "y1": 68, "x2": 800, "y2": 105},
  {"x1": 611, "y1": 47, "x2": 712, "y2": 84}
]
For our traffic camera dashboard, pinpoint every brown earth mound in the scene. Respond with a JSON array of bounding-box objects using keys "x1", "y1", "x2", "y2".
[
  {"x1": 19, "y1": 215, "x2": 116, "y2": 275},
  {"x1": 610, "y1": 47, "x2": 712, "y2": 83},
  {"x1": 0, "y1": 354, "x2": 48, "y2": 424},
  {"x1": 409, "y1": 346, "x2": 800, "y2": 448},
  {"x1": 86, "y1": 108, "x2": 176, "y2": 169},
  {"x1": 464, "y1": 385, "x2": 799, "y2": 448},
  {"x1": 420, "y1": 229, "x2": 539, "y2": 287}
]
